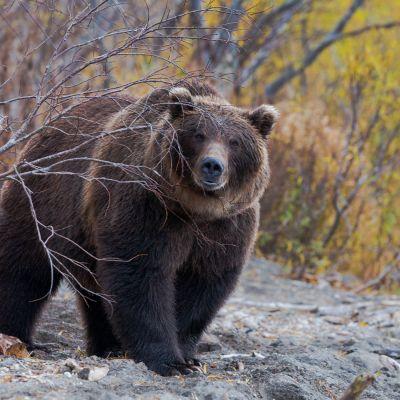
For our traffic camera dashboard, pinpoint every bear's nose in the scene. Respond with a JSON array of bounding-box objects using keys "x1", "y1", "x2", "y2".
[{"x1": 201, "y1": 157, "x2": 224, "y2": 179}]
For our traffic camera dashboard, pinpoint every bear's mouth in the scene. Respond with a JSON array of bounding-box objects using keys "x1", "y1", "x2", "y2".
[
  {"x1": 200, "y1": 180, "x2": 226, "y2": 192},
  {"x1": 191, "y1": 173, "x2": 227, "y2": 193}
]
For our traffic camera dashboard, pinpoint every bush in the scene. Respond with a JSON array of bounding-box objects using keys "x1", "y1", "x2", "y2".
[{"x1": 257, "y1": 96, "x2": 400, "y2": 288}]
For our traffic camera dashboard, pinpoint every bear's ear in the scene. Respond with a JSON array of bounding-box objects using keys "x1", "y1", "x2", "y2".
[
  {"x1": 247, "y1": 105, "x2": 279, "y2": 138},
  {"x1": 168, "y1": 87, "x2": 194, "y2": 118}
]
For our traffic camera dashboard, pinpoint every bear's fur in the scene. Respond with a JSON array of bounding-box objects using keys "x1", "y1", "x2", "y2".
[{"x1": 0, "y1": 80, "x2": 278, "y2": 375}]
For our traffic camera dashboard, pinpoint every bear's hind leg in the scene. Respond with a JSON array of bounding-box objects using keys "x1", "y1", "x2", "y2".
[
  {"x1": 77, "y1": 293, "x2": 121, "y2": 357},
  {"x1": 0, "y1": 207, "x2": 63, "y2": 345},
  {"x1": 0, "y1": 254, "x2": 61, "y2": 345}
]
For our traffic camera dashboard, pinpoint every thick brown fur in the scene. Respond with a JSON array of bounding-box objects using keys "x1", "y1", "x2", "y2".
[{"x1": 0, "y1": 80, "x2": 278, "y2": 376}]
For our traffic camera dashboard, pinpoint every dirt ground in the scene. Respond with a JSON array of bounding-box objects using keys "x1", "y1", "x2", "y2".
[{"x1": 0, "y1": 258, "x2": 399, "y2": 399}]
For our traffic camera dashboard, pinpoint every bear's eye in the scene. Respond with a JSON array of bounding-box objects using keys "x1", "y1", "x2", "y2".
[
  {"x1": 194, "y1": 133, "x2": 206, "y2": 142},
  {"x1": 229, "y1": 138, "x2": 240, "y2": 148}
]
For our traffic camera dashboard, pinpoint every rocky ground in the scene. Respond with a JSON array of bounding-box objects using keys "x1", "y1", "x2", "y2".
[{"x1": 0, "y1": 258, "x2": 399, "y2": 400}]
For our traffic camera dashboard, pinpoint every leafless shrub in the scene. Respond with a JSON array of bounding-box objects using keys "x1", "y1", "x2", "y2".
[{"x1": 1, "y1": 0, "x2": 399, "y2": 292}]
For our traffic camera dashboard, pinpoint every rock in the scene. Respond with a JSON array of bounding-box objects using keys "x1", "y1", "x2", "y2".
[
  {"x1": 323, "y1": 316, "x2": 348, "y2": 325},
  {"x1": 340, "y1": 338, "x2": 357, "y2": 348},
  {"x1": 252, "y1": 351, "x2": 266, "y2": 359},
  {"x1": 0, "y1": 334, "x2": 29, "y2": 358},
  {"x1": 263, "y1": 374, "x2": 311, "y2": 400},
  {"x1": 347, "y1": 350, "x2": 395, "y2": 373},
  {"x1": 78, "y1": 366, "x2": 109, "y2": 381},
  {"x1": 269, "y1": 337, "x2": 298, "y2": 347},
  {"x1": 237, "y1": 361, "x2": 245, "y2": 371},
  {"x1": 198, "y1": 333, "x2": 222, "y2": 352},
  {"x1": 189, "y1": 381, "x2": 252, "y2": 400},
  {"x1": 379, "y1": 355, "x2": 400, "y2": 372},
  {"x1": 318, "y1": 305, "x2": 354, "y2": 317},
  {"x1": 63, "y1": 358, "x2": 80, "y2": 371},
  {"x1": 374, "y1": 348, "x2": 400, "y2": 359}
]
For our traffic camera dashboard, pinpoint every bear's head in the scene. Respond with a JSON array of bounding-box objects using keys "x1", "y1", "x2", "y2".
[{"x1": 153, "y1": 84, "x2": 279, "y2": 220}]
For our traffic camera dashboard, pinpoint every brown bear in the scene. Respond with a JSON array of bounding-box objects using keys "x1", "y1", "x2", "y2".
[{"x1": 0, "y1": 80, "x2": 278, "y2": 376}]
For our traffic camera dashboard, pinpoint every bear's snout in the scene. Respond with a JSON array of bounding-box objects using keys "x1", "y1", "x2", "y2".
[
  {"x1": 198, "y1": 156, "x2": 226, "y2": 191},
  {"x1": 201, "y1": 157, "x2": 224, "y2": 179},
  {"x1": 193, "y1": 141, "x2": 228, "y2": 191}
]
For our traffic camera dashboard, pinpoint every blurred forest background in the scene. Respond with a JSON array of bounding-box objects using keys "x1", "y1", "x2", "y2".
[{"x1": 0, "y1": 0, "x2": 399, "y2": 291}]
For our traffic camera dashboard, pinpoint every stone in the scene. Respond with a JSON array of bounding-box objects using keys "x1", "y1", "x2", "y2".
[
  {"x1": 78, "y1": 366, "x2": 109, "y2": 381},
  {"x1": 262, "y1": 374, "x2": 311, "y2": 400},
  {"x1": 197, "y1": 333, "x2": 222, "y2": 352}
]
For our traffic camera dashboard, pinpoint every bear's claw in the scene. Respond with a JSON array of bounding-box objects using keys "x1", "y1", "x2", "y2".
[
  {"x1": 150, "y1": 360, "x2": 203, "y2": 376},
  {"x1": 185, "y1": 357, "x2": 201, "y2": 366}
]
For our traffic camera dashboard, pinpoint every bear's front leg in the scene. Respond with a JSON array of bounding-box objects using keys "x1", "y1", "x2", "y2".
[
  {"x1": 97, "y1": 251, "x2": 193, "y2": 375},
  {"x1": 176, "y1": 261, "x2": 242, "y2": 364},
  {"x1": 99, "y1": 255, "x2": 191, "y2": 376},
  {"x1": 176, "y1": 207, "x2": 258, "y2": 363},
  {"x1": 95, "y1": 198, "x2": 194, "y2": 376}
]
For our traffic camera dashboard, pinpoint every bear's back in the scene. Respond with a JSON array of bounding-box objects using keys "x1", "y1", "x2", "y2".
[
  {"x1": 22, "y1": 95, "x2": 135, "y2": 165},
  {"x1": 0, "y1": 95, "x2": 135, "y2": 254}
]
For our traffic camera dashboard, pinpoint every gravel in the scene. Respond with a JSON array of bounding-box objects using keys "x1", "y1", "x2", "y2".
[{"x1": 0, "y1": 258, "x2": 399, "y2": 399}]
